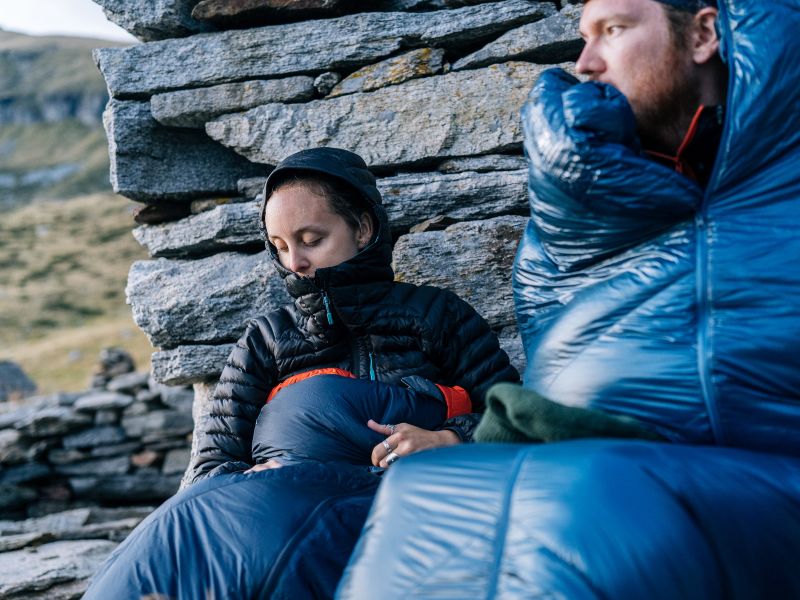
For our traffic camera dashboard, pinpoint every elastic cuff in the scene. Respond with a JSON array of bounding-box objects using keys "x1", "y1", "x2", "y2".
[{"x1": 435, "y1": 384, "x2": 472, "y2": 419}]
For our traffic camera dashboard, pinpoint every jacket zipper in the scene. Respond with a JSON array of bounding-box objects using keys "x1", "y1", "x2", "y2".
[{"x1": 321, "y1": 291, "x2": 334, "y2": 326}]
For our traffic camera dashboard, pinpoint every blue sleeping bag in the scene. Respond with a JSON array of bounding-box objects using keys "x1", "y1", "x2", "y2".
[
  {"x1": 338, "y1": 441, "x2": 800, "y2": 599},
  {"x1": 84, "y1": 374, "x2": 448, "y2": 599}
]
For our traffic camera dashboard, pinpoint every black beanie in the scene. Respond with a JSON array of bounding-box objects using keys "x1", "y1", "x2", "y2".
[{"x1": 652, "y1": 0, "x2": 717, "y2": 11}]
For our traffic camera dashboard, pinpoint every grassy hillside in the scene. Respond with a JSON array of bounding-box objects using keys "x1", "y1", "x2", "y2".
[{"x1": 0, "y1": 193, "x2": 153, "y2": 393}]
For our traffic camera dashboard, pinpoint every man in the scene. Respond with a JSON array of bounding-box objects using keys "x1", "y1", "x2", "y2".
[{"x1": 335, "y1": 0, "x2": 800, "y2": 597}]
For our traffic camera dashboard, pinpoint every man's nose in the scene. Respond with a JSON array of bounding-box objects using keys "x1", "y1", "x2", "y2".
[{"x1": 575, "y1": 41, "x2": 604, "y2": 77}]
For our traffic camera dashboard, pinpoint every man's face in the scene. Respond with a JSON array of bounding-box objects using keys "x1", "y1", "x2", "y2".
[{"x1": 577, "y1": 0, "x2": 700, "y2": 150}]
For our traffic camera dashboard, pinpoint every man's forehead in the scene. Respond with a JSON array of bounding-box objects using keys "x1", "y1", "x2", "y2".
[{"x1": 580, "y1": 0, "x2": 656, "y2": 30}]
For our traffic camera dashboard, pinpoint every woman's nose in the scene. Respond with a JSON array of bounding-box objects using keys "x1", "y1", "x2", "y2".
[
  {"x1": 287, "y1": 250, "x2": 311, "y2": 274},
  {"x1": 575, "y1": 40, "x2": 604, "y2": 77}
]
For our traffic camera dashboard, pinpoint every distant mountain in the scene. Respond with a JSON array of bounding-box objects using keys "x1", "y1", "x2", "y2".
[{"x1": 0, "y1": 29, "x2": 129, "y2": 208}]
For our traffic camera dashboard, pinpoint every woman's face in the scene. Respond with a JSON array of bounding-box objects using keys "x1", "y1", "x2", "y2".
[{"x1": 264, "y1": 184, "x2": 373, "y2": 278}]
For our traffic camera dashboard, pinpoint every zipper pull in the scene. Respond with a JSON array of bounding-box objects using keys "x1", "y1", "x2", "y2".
[
  {"x1": 369, "y1": 352, "x2": 376, "y2": 380},
  {"x1": 321, "y1": 292, "x2": 334, "y2": 326}
]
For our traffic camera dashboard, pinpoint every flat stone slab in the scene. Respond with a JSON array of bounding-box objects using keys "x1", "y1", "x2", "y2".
[
  {"x1": 193, "y1": 0, "x2": 345, "y2": 25},
  {"x1": 392, "y1": 215, "x2": 527, "y2": 329},
  {"x1": 104, "y1": 99, "x2": 266, "y2": 202},
  {"x1": 437, "y1": 153, "x2": 526, "y2": 173},
  {"x1": 73, "y1": 391, "x2": 134, "y2": 412},
  {"x1": 0, "y1": 539, "x2": 117, "y2": 597},
  {"x1": 69, "y1": 470, "x2": 182, "y2": 502},
  {"x1": 151, "y1": 76, "x2": 315, "y2": 128},
  {"x1": 207, "y1": 62, "x2": 550, "y2": 169},
  {"x1": 93, "y1": 0, "x2": 212, "y2": 41},
  {"x1": 151, "y1": 344, "x2": 235, "y2": 385},
  {"x1": 454, "y1": 4, "x2": 583, "y2": 70},
  {"x1": 133, "y1": 201, "x2": 262, "y2": 258},
  {"x1": 126, "y1": 251, "x2": 291, "y2": 348},
  {"x1": 93, "y1": 2, "x2": 554, "y2": 98},
  {"x1": 62, "y1": 426, "x2": 128, "y2": 450},
  {"x1": 329, "y1": 48, "x2": 445, "y2": 97}
]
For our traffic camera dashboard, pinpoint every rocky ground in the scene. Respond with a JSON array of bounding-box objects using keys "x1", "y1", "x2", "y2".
[{"x1": 0, "y1": 349, "x2": 192, "y2": 598}]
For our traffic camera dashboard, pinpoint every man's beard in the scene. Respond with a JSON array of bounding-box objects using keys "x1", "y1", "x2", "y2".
[{"x1": 630, "y1": 44, "x2": 701, "y2": 154}]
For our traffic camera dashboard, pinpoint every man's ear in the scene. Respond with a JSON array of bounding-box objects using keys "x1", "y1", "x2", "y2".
[
  {"x1": 692, "y1": 7, "x2": 720, "y2": 65},
  {"x1": 357, "y1": 212, "x2": 374, "y2": 249}
]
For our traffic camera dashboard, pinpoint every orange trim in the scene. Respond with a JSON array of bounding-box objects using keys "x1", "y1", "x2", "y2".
[
  {"x1": 435, "y1": 384, "x2": 472, "y2": 419},
  {"x1": 645, "y1": 104, "x2": 705, "y2": 181},
  {"x1": 266, "y1": 368, "x2": 356, "y2": 403}
]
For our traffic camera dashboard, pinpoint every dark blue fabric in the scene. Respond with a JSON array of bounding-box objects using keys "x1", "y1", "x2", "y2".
[
  {"x1": 251, "y1": 374, "x2": 446, "y2": 465},
  {"x1": 84, "y1": 463, "x2": 379, "y2": 600},
  {"x1": 337, "y1": 441, "x2": 800, "y2": 599},
  {"x1": 514, "y1": 0, "x2": 800, "y2": 454}
]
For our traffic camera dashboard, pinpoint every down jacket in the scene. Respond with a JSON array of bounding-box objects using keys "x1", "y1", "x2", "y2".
[
  {"x1": 514, "y1": 0, "x2": 800, "y2": 454},
  {"x1": 186, "y1": 149, "x2": 518, "y2": 484}
]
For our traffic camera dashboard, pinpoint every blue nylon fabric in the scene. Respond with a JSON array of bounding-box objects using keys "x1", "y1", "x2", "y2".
[
  {"x1": 337, "y1": 441, "x2": 800, "y2": 599},
  {"x1": 514, "y1": 0, "x2": 800, "y2": 453},
  {"x1": 82, "y1": 463, "x2": 380, "y2": 599},
  {"x1": 252, "y1": 375, "x2": 446, "y2": 465}
]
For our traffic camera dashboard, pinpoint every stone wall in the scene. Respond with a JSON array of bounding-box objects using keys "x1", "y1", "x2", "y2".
[{"x1": 93, "y1": 0, "x2": 583, "y2": 469}]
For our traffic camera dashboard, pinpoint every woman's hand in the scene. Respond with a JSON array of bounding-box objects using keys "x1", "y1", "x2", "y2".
[{"x1": 368, "y1": 419, "x2": 460, "y2": 468}]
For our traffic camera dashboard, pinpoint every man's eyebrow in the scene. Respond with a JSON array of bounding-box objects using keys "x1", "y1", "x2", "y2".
[{"x1": 581, "y1": 13, "x2": 636, "y2": 37}]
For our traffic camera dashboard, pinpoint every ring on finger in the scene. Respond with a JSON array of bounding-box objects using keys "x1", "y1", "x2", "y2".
[
  {"x1": 386, "y1": 451, "x2": 400, "y2": 465},
  {"x1": 382, "y1": 440, "x2": 392, "y2": 453},
  {"x1": 386, "y1": 424, "x2": 396, "y2": 435}
]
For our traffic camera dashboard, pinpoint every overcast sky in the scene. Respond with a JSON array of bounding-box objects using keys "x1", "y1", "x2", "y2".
[{"x1": 0, "y1": 0, "x2": 137, "y2": 42}]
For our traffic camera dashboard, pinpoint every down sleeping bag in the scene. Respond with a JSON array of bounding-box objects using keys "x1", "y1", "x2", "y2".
[
  {"x1": 83, "y1": 374, "x2": 451, "y2": 599},
  {"x1": 335, "y1": 1, "x2": 800, "y2": 597}
]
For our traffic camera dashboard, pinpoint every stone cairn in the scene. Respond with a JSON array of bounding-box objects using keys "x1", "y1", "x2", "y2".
[
  {"x1": 0, "y1": 349, "x2": 193, "y2": 598},
  {"x1": 90, "y1": 0, "x2": 582, "y2": 484}
]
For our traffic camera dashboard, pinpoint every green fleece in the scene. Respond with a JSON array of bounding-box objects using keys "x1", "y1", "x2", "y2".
[{"x1": 474, "y1": 383, "x2": 664, "y2": 444}]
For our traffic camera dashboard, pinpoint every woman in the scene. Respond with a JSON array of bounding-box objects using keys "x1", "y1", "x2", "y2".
[{"x1": 83, "y1": 147, "x2": 517, "y2": 600}]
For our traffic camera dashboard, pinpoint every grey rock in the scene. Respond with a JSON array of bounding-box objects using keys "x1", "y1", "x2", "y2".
[
  {"x1": 16, "y1": 407, "x2": 92, "y2": 438},
  {"x1": 73, "y1": 391, "x2": 134, "y2": 412},
  {"x1": 497, "y1": 326, "x2": 526, "y2": 376},
  {"x1": 151, "y1": 344, "x2": 234, "y2": 385},
  {"x1": 106, "y1": 371, "x2": 151, "y2": 393},
  {"x1": 0, "y1": 430, "x2": 27, "y2": 465},
  {"x1": 192, "y1": 0, "x2": 346, "y2": 25},
  {"x1": 374, "y1": 0, "x2": 501, "y2": 8},
  {"x1": 62, "y1": 426, "x2": 127, "y2": 450},
  {"x1": 0, "y1": 531, "x2": 54, "y2": 552},
  {"x1": 314, "y1": 72, "x2": 342, "y2": 96},
  {"x1": 53, "y1": 456, "x2": 130, "y2": 478},
  {"x1": 47, "y1": 448, "x2": 89, "y2": 465},
  {"x1": 53, "y1": 517, "x2": 144, "y2": 543},
  {"x1": 191, "y1": 196, "x2": 250, "y2": 214},
  {"x1": 0, "y1": 406, "x2": 35, "y2": 430},
  {"x1": 453, "y1": 4, "x2": 583, "y2": 70},
  {"x1": 392, "y1": 215, "x2": 527, "y2": 329},
  {"x1": 0, "y1": 484, "x2": 37, "y2": 512},
  {"x1": 0, "y1": 539, "x2": 116, "y2": 597},
  {"x1": 438, "y1": 153, "x2": 526, "y2": 173},
  {"x1": 329, "y1": 48, "x2": 445, "y2": 97},
  {"x1": 0, "y1": 508, "x2": 91, "y2": 535},
  {"x1": 135, "y1": 388, "x2": 161, "y2": 403},
  {"x1": 151, "y1": 76, "x2": 315, "y2": 128},
  {"x1": 144, "y1": 438, "x2": 189, "y2": 451},
  {"x1": 121, "y1": 410, "x2": 194, "y2": 439},
  {"x1": 133, "y1": 201, "x2": 262, "y2": 258},
  {"x1": 238, "y1": 176, "x2": 269, "y2": 199},
  {"x1": 0, "y1": 462, "x2": 51, "y2": 485},
  {"x1": 94, "y1": 2, "x2": 554, "y2": 98},
  {"x1": 70, "y1": 470, "x2": 182, "y2": 502},
  {"x1": 93, "y1": 0, "x2": 212, "y2": 42},
  {"x1": 126, "y1": 251, "x2": 291, "y2": 348},
  {"x1": 207, "y1": 62, "x2": 550, "y2": 169},
  {"x1": 163, "y1": 448, "x2": 191, "y2": 475},
  {"x1": 380, "y1": 168, "x2": 528, "y2": 233},
  {"x1": 94, "y1": 409, "x2": 120, "y2": 426},
  {"x1": 90, "y1": 441, "x2": 142, "y2": 459},
  {"x1": 103, "y1": 99, "x2": 265, "y2": 202},
  {"x1": 157, "y1": 385, "x2": 195, "y2": 413},
  {"x1": 0, "y1": 360, "x2": 36, "y2": 401}
]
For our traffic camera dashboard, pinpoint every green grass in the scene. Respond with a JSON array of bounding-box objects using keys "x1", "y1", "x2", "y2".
[{"x1": 0, "y1": 193, "x2": 153, "y2": 392}]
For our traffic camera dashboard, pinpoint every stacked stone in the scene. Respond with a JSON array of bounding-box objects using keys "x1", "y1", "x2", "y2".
[
  {"x1": 91, "y1": 1, "x2": 582, "y2": 453},
  {"x1": 0, "y1": 368, "x2": 193, "y2": 521}
]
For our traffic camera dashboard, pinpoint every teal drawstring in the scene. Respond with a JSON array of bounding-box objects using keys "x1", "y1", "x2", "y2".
[
  {"x1": 369, "y1": 352, "x2": 376, "y2": 380},
  {"x1": 322, "y1": 292, "x2": 334, "y2": 326}
]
